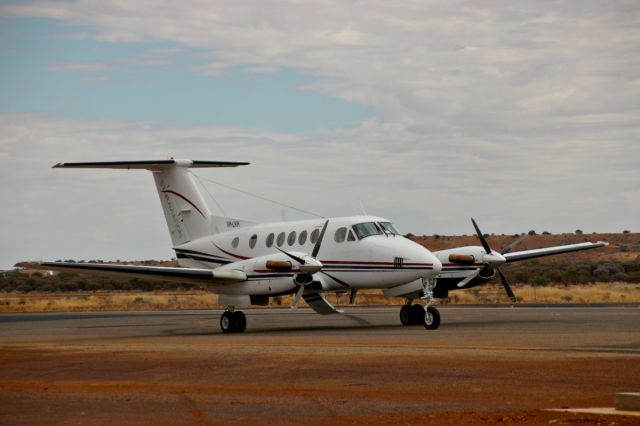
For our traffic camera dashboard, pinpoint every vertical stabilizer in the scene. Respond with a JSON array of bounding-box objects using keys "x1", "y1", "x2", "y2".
[{"x1": 53, "y1": 159, "x2": 250, "y2": 246}]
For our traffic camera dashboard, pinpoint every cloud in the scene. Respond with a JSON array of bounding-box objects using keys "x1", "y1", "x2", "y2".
[
  {"x1": 3, "y1": 1, "x2": 637, "y2": 133},
  {"x1": 1, "y1": 113, "x2": 638, "y2": 268},
  {"x1": 0, "y1": 2, "x2": 638, "y2": 266},
  {"x1": 48, "y1": 62, "x2": 108, "y2": 72}
]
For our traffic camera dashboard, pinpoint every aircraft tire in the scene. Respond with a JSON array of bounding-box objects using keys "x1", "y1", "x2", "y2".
[
  {"x1": 399, "y1": 305, "x2": 412, "y2": 326},
  {"x1": 423, "y1": 306, "x2": 440, "y2": 330},
  {"x1": 410, "y1": 304, "x2": 425, "y2": 325},
  {"x1": 233, "y1": 311, "x2": 246, "y2": 333},
  {"x1": 220, "y1": 311, "x2": 234, "y2": 333}
]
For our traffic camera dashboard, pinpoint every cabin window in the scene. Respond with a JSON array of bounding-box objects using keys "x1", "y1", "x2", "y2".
[
  {"x1": 232, "y1": 237, "x2": 239, "y2": 248},
  {"x1": 379, "y1": 222, "x2": 400, "y2": 235},
  {"x1": 352, "y1": 222, "x2": 383, "y2": 240},
  {"x1": 299, "y1": 230, "x2": 308, "y2": 245},
  {"x1": 310, "y1": 228, "x2": 320, "y2": 244},
  {"x1": 266, "y1": 233, "x2": 275, "y2": 247},
  {"x1": 334, "y1": 227, "x2": 347, "y2": 243},
  {"x1": 249, "y1": 234, "x2": 257, "y2": 249},
  {"x1": 287, "y1": 231, "x2": 297, "y2": 246},
  {"x1": 276, "y1": 232, "x2": 286, "y2": 247},
  {"x1": 347, "y1": 230, "x2": 356, "y2": 241}
]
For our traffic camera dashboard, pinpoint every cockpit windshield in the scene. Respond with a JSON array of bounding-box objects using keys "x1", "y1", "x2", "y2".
[
  {"x1": 352, "y1": 222, "x2": 383, "y2": 240},
  {"x1": 379, "y1": 222, "x2": 400, "y2": 235}
]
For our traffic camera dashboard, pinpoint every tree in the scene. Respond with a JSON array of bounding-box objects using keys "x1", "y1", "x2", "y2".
[
  {"x1": 575, "y1": 229, "x2": 583, "y2": 235},
  {"x1": 528, "y1": 230, "x2": 537, "y2": 236}
]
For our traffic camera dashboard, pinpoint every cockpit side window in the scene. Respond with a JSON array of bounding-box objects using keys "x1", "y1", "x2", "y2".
[
  {"x1": 347, "y1": 230, "x2": 356, "y2": 241},
  {"x1": 334, "y1": 227, "x2": 347, "y2": 243},
  {"x1": 379, "y1": 222, "x2": 400, "y2": 235},
  {"x1": 352, "y1": 222, "x2": 383, "y2": 240}
]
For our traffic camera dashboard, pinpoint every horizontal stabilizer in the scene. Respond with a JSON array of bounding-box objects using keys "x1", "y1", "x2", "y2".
[
  {"x1": 53, "y1": 159, "x2": 249, "y2": 170},
  {"x1": 16, "y1": 262, "x2": 246, "y2": 285}
]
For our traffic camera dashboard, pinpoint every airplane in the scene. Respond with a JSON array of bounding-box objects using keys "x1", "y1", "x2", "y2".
[{"x1": 18, "y1": 159, "x2": 608, "y2": 333}]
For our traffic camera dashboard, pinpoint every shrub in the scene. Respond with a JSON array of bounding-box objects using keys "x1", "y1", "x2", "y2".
[{"x1": 532, "y1": 276, "x2": 549, "y2": 287}]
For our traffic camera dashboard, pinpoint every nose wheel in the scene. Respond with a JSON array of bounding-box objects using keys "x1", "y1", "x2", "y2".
[
  {"x1": 423, "y1": 306, "x2": 440, "y2": 330},
  {"x1": 220, "y1": 309, "x2": 246, "y2": 333}
]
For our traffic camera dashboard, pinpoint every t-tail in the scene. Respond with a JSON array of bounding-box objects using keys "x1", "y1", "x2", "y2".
[{"x1": 53, "y1": 159, "x2": 250, "y2": 246}]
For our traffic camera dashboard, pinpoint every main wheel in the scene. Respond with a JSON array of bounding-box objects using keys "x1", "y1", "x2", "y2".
[
  {"x1": 410, "y1": 304, "x2": 425, "y2": 325},
  {"x1": 232, "y1": 311, "x2": 246, "y2": 333},
  {"x1": 399, "y1": 304, "x2": 412, "y2": 326},
  {"x1": 220, "y1": 311, "x2": 234, "y2": 333},
  {"x1": 423, "y1": 306, "x2": 441, "y2": 330}
]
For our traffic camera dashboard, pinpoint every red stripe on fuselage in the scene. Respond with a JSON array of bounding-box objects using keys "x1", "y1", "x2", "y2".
[
  {"x1": 212, "y1": 243, "x2": 251, "y2": 260},
  {"x1": 321, "y1": 260, "x2": 432, "y2": 266}
]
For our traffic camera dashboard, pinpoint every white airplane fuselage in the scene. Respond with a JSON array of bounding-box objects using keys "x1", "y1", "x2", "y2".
[{"x1": 175, "y1": 215, "x2": 442, "y2": 296}]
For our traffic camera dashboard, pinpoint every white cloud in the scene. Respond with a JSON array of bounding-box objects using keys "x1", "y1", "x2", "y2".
[
  {"x1": 48, "y1": 62, "x2": 108, "y2": 72},
  {"x1": 1, "y1": 113, "x2": 638, "y2": 268},
  {"x1": 0, "y1": 2, "x2": 638, "y2": 266}
]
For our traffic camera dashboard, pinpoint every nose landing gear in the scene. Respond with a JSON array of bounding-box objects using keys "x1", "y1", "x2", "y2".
[
  {"x1": 423, "y1": 306, "x2": 440, "y2": 330},
  {"x1": 220, "y1": 308, "x2": 246, "y2": 333},
  {"x1": 399, "y1": 278, "x2": 441, "y2": 330},
  {"x1": 421, "y1": 278, "x2": 441, "y2": 330}
]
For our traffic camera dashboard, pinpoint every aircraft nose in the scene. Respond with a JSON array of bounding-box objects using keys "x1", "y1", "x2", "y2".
[{"x1": 429, "y1": 252, "x2": 442, "y2": 276}]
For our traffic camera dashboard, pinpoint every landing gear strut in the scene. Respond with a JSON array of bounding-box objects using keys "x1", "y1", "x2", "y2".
[
  {"x1": 220, "y1": 308, "x2": 246, "y2": 333},
  {"x1": 421, "y1": 278, "x2": 440, "y2": 330}
]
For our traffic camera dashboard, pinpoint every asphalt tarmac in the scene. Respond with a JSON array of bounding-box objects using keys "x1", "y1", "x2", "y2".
[{"x1": 1, "y1": 306, "x2": 639, "y2": 425}]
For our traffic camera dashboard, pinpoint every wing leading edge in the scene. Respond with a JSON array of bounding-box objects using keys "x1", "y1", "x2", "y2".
[
  {"x1": 15, "y1": 262, "x2": 246, "y2": 285},
  {"x1": 503, "y1": 241, "x2": 608, "y2": 263}
]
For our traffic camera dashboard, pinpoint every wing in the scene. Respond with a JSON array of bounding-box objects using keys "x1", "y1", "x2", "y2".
[
  {"x1": 503, "y1": 241, "x2": 608, "y2": 263},
  {"x1": 15, "y1": 261, "x2": 246, "y2": 285}
]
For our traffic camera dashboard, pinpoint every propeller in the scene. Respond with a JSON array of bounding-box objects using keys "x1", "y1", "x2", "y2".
[
  {"x1": 277, "y1": 220, "x2": 355, "y2": 308},
  {"x1": 470, "y1": 218, "x2": 516, "y2": 304},
  {"x1": 276, "y1": 220, "x2": 330, "y2": 309},
  {"x1": 500, "y1": 234, "x2": 527, "y2": 255}
]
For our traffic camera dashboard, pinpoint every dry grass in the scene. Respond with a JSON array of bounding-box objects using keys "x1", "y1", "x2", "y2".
[
  {"x1": 0, "y1": 291, "x2": 219, "y2": 313},
  {"x1": 0, "y1": 282, "x2": 638, "y2": 313}
]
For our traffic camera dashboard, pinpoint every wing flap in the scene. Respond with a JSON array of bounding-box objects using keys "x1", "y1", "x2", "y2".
[
  {"x1": 504, "y1": 241, "x2": 608, "y2": 262},
  {"x1": 15, "y1": 262, "x2": 246, "y2": 285}
]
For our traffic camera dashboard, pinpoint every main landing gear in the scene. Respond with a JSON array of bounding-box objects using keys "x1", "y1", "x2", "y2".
[{"x1": 220, "y1": 309, "x2": 246, "y2": 333}]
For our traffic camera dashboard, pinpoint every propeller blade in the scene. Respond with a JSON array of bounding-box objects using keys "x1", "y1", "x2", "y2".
[
  {"x1": 349, "y1": 288, "x2": 357, "y2": 304},
  {"x1": 320, "y1": 271, "x2": 350, "y2": 289},
  {"x1": 497, "y1": 269, "x2": 517, "y2": 304},
  {"x1": 275, "y1": 247, "x2": 306, "y2": 265},
  {"x1": 312, "y1": 220, "x2": 329, "y2": 258},
  {"x1": 291, "y1": 285, "x2": 305, "y2": 309},
  {"x1": 500, "y1": 234, "x2": 527, "y2": 255},
  {"x1": 471, "y1": 218, "x2": 492, "y2": 255},
  {"x1": 457, "y1": 269, "x2": 481, "y2": 287}
]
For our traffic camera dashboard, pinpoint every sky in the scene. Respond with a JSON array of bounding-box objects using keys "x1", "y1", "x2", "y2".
[{"x1": 1, "y1": 1, "x2": 639, "y2": 269}]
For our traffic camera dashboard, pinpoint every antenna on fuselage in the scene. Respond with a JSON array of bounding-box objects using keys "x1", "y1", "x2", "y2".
[{"x1": 359, "y1": 201, "x2": 368, "y2": 216}]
